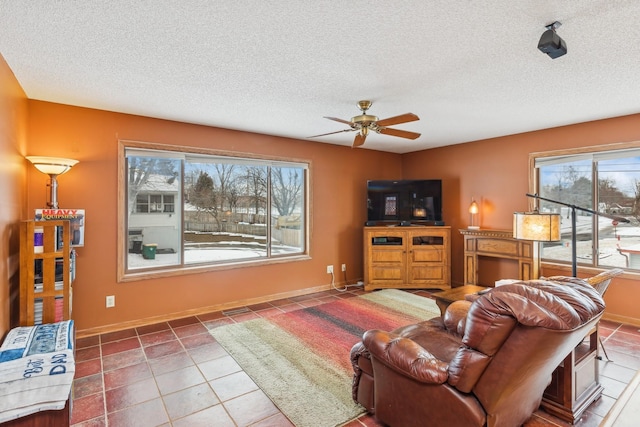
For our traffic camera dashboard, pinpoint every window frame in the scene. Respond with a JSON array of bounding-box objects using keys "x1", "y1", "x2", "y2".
[
  {"x1": 529, "y1": 141, "x2": 640, "y2": 274},
  {"x1": 117, "y1": 140, "x2": 311, "y2": 282}
]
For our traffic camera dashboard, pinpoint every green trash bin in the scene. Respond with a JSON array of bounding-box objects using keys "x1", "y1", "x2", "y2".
[{"x1": 142, "y1": 243, "x2": 158, "y2": 259}]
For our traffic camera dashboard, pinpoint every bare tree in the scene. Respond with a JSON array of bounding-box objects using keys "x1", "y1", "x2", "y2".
[
  {"x1": 271, "y1": 167, "x2": 302, "y2": 217},
  {"x1": 190, "y1": 171, "x2": 221, "y2": 228},
  {"x1": 244, "y1": 167, "x2": 267, "y2": 223}
]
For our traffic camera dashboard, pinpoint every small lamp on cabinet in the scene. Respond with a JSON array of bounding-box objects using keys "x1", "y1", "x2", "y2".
[
  {"x1": 27, "y1": 156, "x2": 79, "y2": 209},
  {"x1": 468, "y1": 199, "x2": 480, "y2": 229}
]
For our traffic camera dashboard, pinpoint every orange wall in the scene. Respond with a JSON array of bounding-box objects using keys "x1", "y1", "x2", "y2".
[
  {"x1": 3, "y1": 52, "x2": 639, "y2": 335},
  {"x1": 25, "y1": 101, "x2": 403, "y2": 333},
  {"x1": 403, "y1": 115, "x2": 640, "y2": 325},
  {"x1": 0, "y1": 54, "x2": 28, "y2": 339}
]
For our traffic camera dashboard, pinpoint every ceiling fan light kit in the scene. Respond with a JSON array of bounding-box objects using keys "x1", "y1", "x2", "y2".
[{"x1": 309, "y1": 100, "x2": 421, "y2": 148}]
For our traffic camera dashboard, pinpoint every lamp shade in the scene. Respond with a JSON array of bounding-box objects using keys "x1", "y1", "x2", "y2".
[
  {"x1": 27, "y1": 156, "x2": 78, "y2": 176},
  {"x1": 469, "y1": 200, "x2": 479, "y2": 214},
  {"x1": 513, "y1": 211, "x2": 561, "y2": 241}
]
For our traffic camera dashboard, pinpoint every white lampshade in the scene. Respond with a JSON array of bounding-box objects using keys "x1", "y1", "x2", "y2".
[
  {"x1": 513, "y1": 211, "x2": 561, "y2": 241},
  {"x1": 27, "y1": 156, "x2": 78, "y2": 176}
]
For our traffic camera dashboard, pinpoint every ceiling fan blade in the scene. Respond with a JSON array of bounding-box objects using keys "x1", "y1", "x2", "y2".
[
  {"x1": 378, "y1": 127, "x2": 421, "y2": 140},
  {"x1": 324, "y1": 116, "x2": 354, "y2": 126},
  {"x1": 353, "y1": 132, "x2": 366, "y2": 147},
  {"x1": 308, "y1": 128, "x2": 355, "y2": 138},
  {"x1": 376, "y1": 113, "x2": 419, "y2": 127}
]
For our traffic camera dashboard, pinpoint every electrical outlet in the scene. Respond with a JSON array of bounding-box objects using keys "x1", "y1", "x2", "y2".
[
  {"x1": 106, "y1": 295, "x2": 115, "y2": 308},
  {"x1": 341, "y1": 264, "x2": 346, "y2": 272},
  {"x1": 326, "y1": 265, "x2": 334, "y2": 274}
]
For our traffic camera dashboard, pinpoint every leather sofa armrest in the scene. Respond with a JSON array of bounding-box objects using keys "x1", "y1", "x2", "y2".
[
  {"x1": 443, "y1": 300, "x2": 471, "y2": 336},
  {"x1": 363, "y1": 329, "x2": 449, "y2": 384}
]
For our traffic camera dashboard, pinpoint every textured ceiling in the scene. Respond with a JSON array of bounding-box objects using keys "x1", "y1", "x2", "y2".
[{"x1": 1, "y1": 1, "x2": 640, "y2": 153}]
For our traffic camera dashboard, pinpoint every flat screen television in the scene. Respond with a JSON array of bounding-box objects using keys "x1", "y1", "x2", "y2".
[{"x1": 366, "y1": 179, "x2": 443, "y2": 226}]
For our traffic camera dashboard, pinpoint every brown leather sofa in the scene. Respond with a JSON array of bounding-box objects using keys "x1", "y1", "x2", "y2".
[{"x1": 350, "y1": 277, "x2": 605, "y2": 427}]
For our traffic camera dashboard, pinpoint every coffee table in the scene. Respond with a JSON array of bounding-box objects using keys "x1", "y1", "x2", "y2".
[{"x1": 432, "y1": 285, "x2": 489, "y2": 316}]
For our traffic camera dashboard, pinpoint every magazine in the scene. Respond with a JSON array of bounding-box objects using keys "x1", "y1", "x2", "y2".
[{"x1": 34, "y1": 209, "x2": 85, "y2": 247}]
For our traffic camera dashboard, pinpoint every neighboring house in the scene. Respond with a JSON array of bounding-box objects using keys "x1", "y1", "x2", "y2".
[{"x1": 128, "y1": 174, "x2": 180, "y2": 253}]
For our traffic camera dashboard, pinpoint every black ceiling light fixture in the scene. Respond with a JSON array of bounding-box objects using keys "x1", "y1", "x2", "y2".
[{"x1": 538, "y1": 21, "x2": 567, "y2": 59}]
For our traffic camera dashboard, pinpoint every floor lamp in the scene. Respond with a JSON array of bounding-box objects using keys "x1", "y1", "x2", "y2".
[{"x1": 516, "y1": 193, "x2": 629, "y2": 277}]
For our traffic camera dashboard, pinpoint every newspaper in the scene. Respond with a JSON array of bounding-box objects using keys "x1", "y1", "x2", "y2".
[{"x1": 0, "y1": 321, "x2": 74, "y2": 423}]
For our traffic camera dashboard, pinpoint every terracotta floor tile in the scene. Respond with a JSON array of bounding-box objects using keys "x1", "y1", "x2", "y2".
[
  {"x1": 76, "y1": 335, "x2": 100, "y2": 349},
  {"x1": 168, "y1": 316, "x2": 200, "y2": 328},
  {"x1": 247, "y1": 301, "x2": 276, "y2": 310},
  {"x1": 229, "y1": 311, "x2": 261, "y2": 322},
  {"x1": 73, "y1": 373, "x2": 104, "y2": 399},
  {"x1": 600, "y1": 360, "x2": 638, "y2": 383},
  {"x1": 102, "y1": 348, "x2": 146, "y2": 372},
  {"x1": 223, "y1": 389, "x2": 280, "y2": 426},
  {"x1": 148, "y1": 350, "x2": 193, "y2": 376},
  {"x1": 587, "y1": 394, "x2": 616, "y2": 418},
  {"x1": 171, "y1": 404, "x2": 235, "y2": 427},
  {"x1": 155, "y1": 365, "x2": 206, "y2": 395},
  {"x1": 143, "y1": 339, "x2": 184, "y2": 359},
  {"x1": 106, "y1": 398, "x2": 169, "y2": 427},
  {"x1": 70, "y1": 415, "x2": 106, "y2": 427},
  {"x1": 101, "y1": 337, "x2": 141, "y2": 356},
  {"x1": 139, "y1": 329, "x2": 177, "y2": 347},
  {"x1": 278, "y1": 303, "x2": 306, "y2": 313},
  {"x1": 75, "y1": 358, "x2": 102, "y2": 379},
  {"x1": 180, "y1": 331, "x2": 217, "y2": 349},
  {"x1": 619, "y1": 324, "x2": 640, "y2": 335},
  {"x1": 196, "y1": 311, "x2": 225, "y2": 322},
  {"x1": 105, "y1": 377, "x2": 161, "y2": 413},
  {"x1": 198, "y1": 355, "x2": 242, "y2": 381},
  {"x1": 603, "y1": 349, "x2": 640, "y2": 370},
  {"x1": 71, "y1": 392, "x2": 105, "y2": 424},
  {"x1": 75, "y1": 345, "x2": 101, "y2": 362},
  {"x1": 202, "y1": 317, "x2": 235, "y2": 330},
  {"x1": 299, "y1": 299, "x2": 327, "y2": 308},
  {"x1": 173, "y1": 322, "x2": 208, "y2": 338},
  {"x1": 606, "y1": 335, "x2": 640, "y2": 356},
  {"x1": 162, "y1": 382, "x2": 219, "y2": 420},
  {"x1": 101, "y1": 328, "x2": 137, "y2": 344},
  {"x1": 250, "y1": 412, "x2": 296, "y2": 427},
  {"x1": 209, "y1": 371, "x2": 258, "y2": 402},
  {"x1": 255, "y1": 307, "x2": 285, "y2": 317},
  {"x1": 268, "y1": 298, "x2": 296, "y2": 307},
  {"x1": 104, "y1": 361, "x2": 152, "y2": 390},
  {"x1": 187, "y1": 342, "x2": 228, "y2": 364},
  {"x1": 136, "y1": 321, "x2": 170, "y2": 335}
]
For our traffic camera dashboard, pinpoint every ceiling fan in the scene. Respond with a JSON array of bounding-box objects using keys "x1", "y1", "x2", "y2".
[{"x1": 309, "y1": 100, "x2": 421, "y2": 147}]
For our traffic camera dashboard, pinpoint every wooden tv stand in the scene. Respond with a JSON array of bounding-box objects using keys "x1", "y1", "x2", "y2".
[{"x1": 363, "y1": 226, "x2": 451, "y2": 291}]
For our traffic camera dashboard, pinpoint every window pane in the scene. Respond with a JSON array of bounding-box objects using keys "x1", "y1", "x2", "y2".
[
  {"x1": 163, "y1": 195, "x2": 175, "y2": 213},
  {"x1": 598, "y1": 156, "x2": 640, "y2": 269},
  {"x1": 122, "y1": 143, "x2": 309, "y2": 279},
  {"x1": 184, "y1": 161, "x2": 268, "y2": 264},
  {"x1": 539, "y1": 159, "x2": 594, "y2": 266},
  {"x1": 271, "y1": 166, "x2": 305, "y2": 255},
  {"x1": 136, "y1": 194, "x2": 149, "y2": 213},
  {"x1": 126, "y1": 155, "x2": 182, "y2": 269}
]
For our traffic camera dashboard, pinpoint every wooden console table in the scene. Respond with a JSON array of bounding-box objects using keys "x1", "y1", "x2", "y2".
[{"x1": 459, "y1": 228, "x2": 538, "y2": 285}]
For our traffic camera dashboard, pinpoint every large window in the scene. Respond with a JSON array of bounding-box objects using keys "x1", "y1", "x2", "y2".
[
  {"x1": 119, "y1": 141, "x2": 309, "y2": 279},
  {"x1": 534, "y1": 146, "x2": 640, "y2": 270}
]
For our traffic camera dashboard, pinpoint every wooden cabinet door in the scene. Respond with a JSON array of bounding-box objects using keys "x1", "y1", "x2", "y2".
[
  {"x1": 365, "y1": 230, "x2": 406, "y2": 289},
  {"x1": 408, "y1": 229, "x2": 449, "y2": 286}
]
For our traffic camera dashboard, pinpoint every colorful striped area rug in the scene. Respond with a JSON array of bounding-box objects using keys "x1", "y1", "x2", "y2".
[{"x1": 209, "y1": 289, "x2": 440, "y2": 427}]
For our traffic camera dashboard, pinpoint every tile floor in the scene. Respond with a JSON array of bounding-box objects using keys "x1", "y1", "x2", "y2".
[{"x1": 69, "y1": 288, "x2": 640, "y2": 427}]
